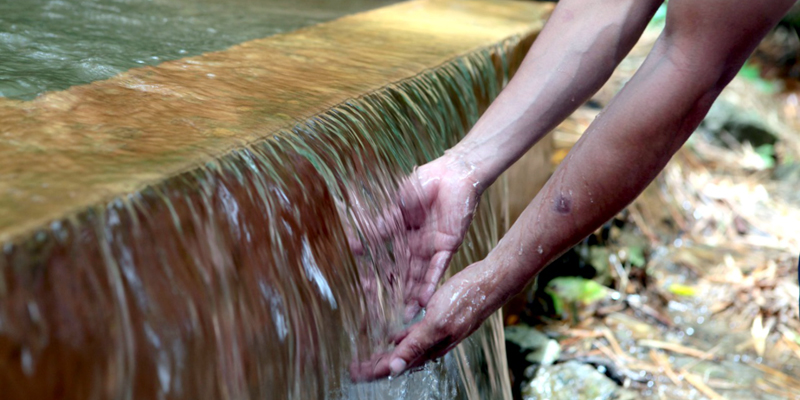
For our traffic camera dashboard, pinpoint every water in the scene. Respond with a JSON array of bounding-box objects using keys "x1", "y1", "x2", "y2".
[
  {"x1": 0, "y1": 0, "x2": 395, "y2": 99},
  {"x1": 0, "y1": 41, "x2": 519, "y2": 398}
]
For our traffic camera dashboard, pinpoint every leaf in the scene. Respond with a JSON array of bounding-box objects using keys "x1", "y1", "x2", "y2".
[
  {"x1": 755, "y1": 144, "x2": 776, "y2": 169},
  {"x1": 546, "y1": 277, "x2": 609, "y2": 305},
  {"x1": 525, "y1": 339, "x2": 561, "y2": 366},
  {"x1": 547, "y1": 290, "x2": 565, "y2": 316},
  {"x1": 667, "y1": 283, "x2": 697, "y2": 297},
  {"x1": 751, "y1": 314, "x2": 769, "y2": 357},
  {"x1": 504, "y1": 324, "x2": 561, "y2": 365},
  {"x1": 627, "y1": 245, "x2": 646, "y2": 267},
  {"x1": 737, "y1": 63, "x2": 777, "y2": 93},
  {"x1": 617, "y1": 231, "x2": 648, "y2": 268},
  {"x1": 738, "y1": 63, "x2": 761, "y2": 81}
]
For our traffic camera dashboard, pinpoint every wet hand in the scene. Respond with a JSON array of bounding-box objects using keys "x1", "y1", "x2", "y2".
[
  {"x1": 350, "y1": 261, "x2": 501, "y2": 381},
  {"x1": 391, "y1": 154, "x2": 484, "y2": 320}
]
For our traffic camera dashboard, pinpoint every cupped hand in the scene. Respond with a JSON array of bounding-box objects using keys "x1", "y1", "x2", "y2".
[
  {"x1": 347, "y1": 152, "x2": 495, "y2": 381},
  {"x1": 391, "y1": 154, "x2": 484, "y2": 320},
  {"x1": 350, "y1": 260, "x2": 503, "y2": 381}
]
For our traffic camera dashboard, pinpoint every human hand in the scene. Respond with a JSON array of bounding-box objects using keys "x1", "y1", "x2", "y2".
[
  {"x1": 350, "y1": 260, "x2": 504, "y2": 381},
  {"x1": 346, "y1": 151, "x2": 496, "y2": 381},
  {"x1": 389, "y1": 154, "x2": 485, "y2": 320}
]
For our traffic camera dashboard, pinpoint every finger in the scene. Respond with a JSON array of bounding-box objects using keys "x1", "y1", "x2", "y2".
[
  {"x1": 363, "y1": 174, "x2": 423, "y2": 240},
  {"x1": 396, "y1": 174, "x2": 429, "y2": 230},
  {"x1": 359, "y1": 272, "x2": 378, "y2": 302},
  {"x1": 403, "y1": 254, "x2": 427, "y2": 295},
  {"x1": 344, "y1": 191, "x2": 402, "y2": 251},
  {"x1": 340, "y1": 211, "x2": 365, "y2": 256},
  {"x1": 386, "y1": 320, "x2": 440, "y2": 376},
  {"x1": 348, "y1": 234, "x2": 364, "y2": 256},
  {"x1": 402, "y1": 252, "x2": 435, "y2": 322},
  {"x1": 349, "y1": 319, "x2": 432, "y2": 382},
  {"x1": 418, "y1": 251, "x2": 453, "y2": 307},
  {"x1": 390, "y1": 327, "x2": 410, "y2": 344},
  {"x1": 406, "y1": 228, "x2": 437, "y2": 259},
  {"x1": 374, "y1": 202, "x2": 403, "y2": 240},
  {"x1": 404, "y1": 303, "x2": 422, "y2": 323},
  {"x1": 349, "y1": 352, "x2": 392, "y2": 382}
]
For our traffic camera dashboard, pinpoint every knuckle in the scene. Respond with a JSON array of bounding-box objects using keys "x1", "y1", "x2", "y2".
[
  {"x1": 405, "y1": 340, "x2": 426, "y2": 359},
  {"x1": 431, "y1": 317, "x2": 452, "y2": 336}
]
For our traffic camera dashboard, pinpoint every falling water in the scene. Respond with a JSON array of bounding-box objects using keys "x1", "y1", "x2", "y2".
[{"x1": 0, "y1": 35, "x2": 524, "y2": 398}]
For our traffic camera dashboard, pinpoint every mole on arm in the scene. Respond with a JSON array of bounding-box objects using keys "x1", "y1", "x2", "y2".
[{"x1": 553, "y1": 192, "x2": 572, "y2": 214}]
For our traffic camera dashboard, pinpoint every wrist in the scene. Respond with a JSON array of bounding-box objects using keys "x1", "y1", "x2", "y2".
[
  {"x1": 438, "y1": 142, "x2": 501, "y2": 195},
  {"x1": 484, "y1": 233, "x2": 550, "y2": 294}
]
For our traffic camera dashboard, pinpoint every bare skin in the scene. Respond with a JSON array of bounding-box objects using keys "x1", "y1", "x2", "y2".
[{"x1": 351, "y1": 0, "x2": 796, "y2": 381}]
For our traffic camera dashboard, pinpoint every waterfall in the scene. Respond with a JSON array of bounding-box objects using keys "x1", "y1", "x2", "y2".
[{"x1": 0, "y1": 1, "x2": 552, "y2": 398}]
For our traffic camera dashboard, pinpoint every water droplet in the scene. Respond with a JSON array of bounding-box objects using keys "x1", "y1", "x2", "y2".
[{"x1": 21, "y1": 347, "x2": 33, "y2": 376}]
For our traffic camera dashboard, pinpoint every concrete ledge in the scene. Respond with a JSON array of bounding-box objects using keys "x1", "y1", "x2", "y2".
[{"x1": 0, "y1": 0, "x2": 552, "y2": 243}]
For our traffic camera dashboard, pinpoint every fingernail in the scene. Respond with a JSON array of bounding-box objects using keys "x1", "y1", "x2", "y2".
[{"x1": 389, "y1": 358, "x2": 407, "y2": 376}]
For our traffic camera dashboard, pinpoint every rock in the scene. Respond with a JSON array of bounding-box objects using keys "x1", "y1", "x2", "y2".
[
  {"x1": 522, "y1": 361, "x2": 637, "y2": 400},
  {"x1": 701, "y1": 99, "x2": 777, "y2": 148},
  {"x1": 524, "y1": 337, "x2": 561, "y2": 366},
  {"x1": 504, "y1": 325, "x2": 562, "y2": 366}
]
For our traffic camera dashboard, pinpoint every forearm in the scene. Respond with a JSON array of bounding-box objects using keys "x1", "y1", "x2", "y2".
[
  {"x1": 482, "y1": 37, "x2": 727, "y2": 304},
  {"x1": 478, "y1": 0, "x2": 795, "y2": 304},
  {"x1": 447, "y1": 0, "x2": 662, "y2": 190}
]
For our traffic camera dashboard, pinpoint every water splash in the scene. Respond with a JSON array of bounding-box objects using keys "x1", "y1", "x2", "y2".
[{"x1": 0, "y1": 39, "x2": 520, "y2": 399}]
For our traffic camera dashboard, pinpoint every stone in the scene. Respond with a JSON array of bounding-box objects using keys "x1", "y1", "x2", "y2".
[
  {"x1": 522, "y1": 361, "x2": 637, "y2": 400},
  {"x1": 505, "y1": 325, "x2": 561, "y2": 366},
  {"x1": 701, "y1": 99, "x2": 777, "y2": 148}
]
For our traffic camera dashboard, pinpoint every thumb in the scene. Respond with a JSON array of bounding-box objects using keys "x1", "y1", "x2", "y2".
[{"x1": 386, "y1": 320, "x2": 442, "y2": 376}]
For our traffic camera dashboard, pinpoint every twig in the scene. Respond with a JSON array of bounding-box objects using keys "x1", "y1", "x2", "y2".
[
  {"x1": 782, "y1": 334, "x2": 800, "y2": 360},
  {"x1": 649, "y1": 349, "x2": 682, "y2": 387},
  {"x1": 601, "y1": 327, "x2": 636, "y2": 362},
  {"x1": 682, "y1": 343, "x2": 722, "y2": 371},
  {"x1": 751, "y1": 363, "x2": 800, "y2": 392},
  {"x1": 629, "y1": 206, "x2": 659, "y2": 243},
  {"x1": 563, "y1": 328, "x2": 604, "y2": 339},
  {"x1": 756, "y1": 378, "x2": 800, "y2": 399},
  {"x1": 682, "y1": 370, "x2": 726, "y2": 400},
  {"x1": 638, "y1": 339, "x2": 715, "y2": 360}
]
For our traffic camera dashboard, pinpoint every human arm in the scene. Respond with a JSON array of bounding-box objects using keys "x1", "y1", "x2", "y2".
[
  {"x1": 448, "y1": 0, "x2": 664, "y2": 192},
  {"x1": 353, "y1": 0, "x2": 795, "y2": 380},
  {"x1": 391, "y1": 0, "x2": 664, "y2": 326},
  {"x1": 351, "y1": 0, "x2": 662, "y2": 379}
]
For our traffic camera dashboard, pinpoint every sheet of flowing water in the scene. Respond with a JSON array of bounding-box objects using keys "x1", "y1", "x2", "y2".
[
  {"x1": 0, "y1": 39, "x2": 518, "y2": 399},
  {"x1": 0, "y1": 0, "x2": 395, "y2": 99}
]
